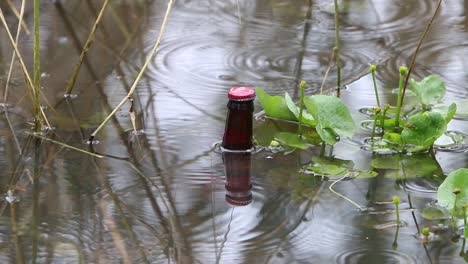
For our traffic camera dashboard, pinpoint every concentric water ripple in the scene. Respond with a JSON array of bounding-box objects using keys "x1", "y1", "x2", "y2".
[{"x1": 334, "y1": 248, "x2": 417, "y2": 264}]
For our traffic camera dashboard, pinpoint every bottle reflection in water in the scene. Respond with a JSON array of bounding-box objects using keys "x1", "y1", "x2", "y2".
[{"x1": 223, "y1": 151, "x2": 252, "y2": 206}]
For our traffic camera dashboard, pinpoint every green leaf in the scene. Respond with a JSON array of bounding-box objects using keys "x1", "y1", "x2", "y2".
[
  {"x1": 307, "y1": 163, "x2": 348, "y2": 176},
  {"x1": 383, "y1": 132, "x2": 402, "y2": 145},
  {"x1": 256, "y1": 87, "x2": 296, "y2": 121},
  {"x1": 437, "y1": 168, "x2": 468, "y2": 213},
  {"x1": 432, "y1": 103, "x2": 457, "y2": 124},
  {"x1": 409, "y1": 75, "x2": 446, "y2": 106},
  {"x1": 401, "y1": 111, "x2": 447, "y2": 151},
  {"x1": 304, "y1": 95, "x2": 355, "y2": 145},
  {"x1": 274, "y1": 132, "x2": 309, "y2": 150},
  {"x1": 284, "y1": 93, "x2": 316, "y2": 126},
  {"x1": 421, "y1": 205, "x2": 449, "y2": 220}
]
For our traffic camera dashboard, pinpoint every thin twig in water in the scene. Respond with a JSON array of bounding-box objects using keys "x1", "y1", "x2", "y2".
[
  {"x1": 65, "y1": 0, "x2": 111, "y2": 95},
  {"x1": 89, "y1": 0, "x2": 174, "y2": 142},
  {"x1": 333, "y1": 0, "x2": 341, "y2": 96},
  {"x1": 0, "y1": 6, "x2": 51, "y2": 127},
  {"x1": 320, "y1": 48, "x2": 336, "y2": 95},
  {"x1": 33, "y1": 0, "x2": 42, "y2": 132},
  {"x1": 4, "y1": 0, "x2": 26, "y2": 104},
  {"x1": 329, "y1": 175, "x2": 364, "y2": 210},
  {"x1": 5, "y1": 0, "x2": 29, "y2": 35},
  {"x1": 401, "y1": 0, "x2": 443, "y2": 103},
  {"x1": 27, "y1": 133, "x2": 104, "y2": 158}
]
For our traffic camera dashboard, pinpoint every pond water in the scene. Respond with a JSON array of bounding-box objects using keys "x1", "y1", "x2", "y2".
[{"x1": 0, "y1": 0, "x2": 467, "y2": 263}]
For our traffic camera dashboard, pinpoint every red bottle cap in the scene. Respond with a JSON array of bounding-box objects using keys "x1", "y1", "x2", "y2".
[{"x1": 228, "y1": 87, "x2": 256, "y2": 100}]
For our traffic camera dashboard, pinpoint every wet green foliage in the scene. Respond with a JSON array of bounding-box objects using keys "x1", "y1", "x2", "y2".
[
  {"x1": 306, "y1": 156, "x2": 377, "y2": 179},
  {"x1": 421, "y1": 205, "x2": 449, "y2": 220},
  {"x1": 256, "y1": 87, "x2": 296, "y2": 121},
  {"x1": 304, "y1": 95, "x2": 355, "y2": 145},
  {"x1": 273, "y1": 132, "x2": 310, "y2": 150},
  {"x1": 368, "y1": 74, "x2": 457, "y2": 153},
  {"x1": 409, "y1": 75, "x2": 446, "y2": 107},
  {"x1": 437, "y1": 168, "x2": 468, "y2": 213},
  {"x1": 285, "y1": 93, "x2": 316, "y2": 127},
  {"x1": 400, "y1": 111, "x2": 447, "y2": 152},
  {"x1": 256, "y1": 88, "x2": 355, "y2": 146}
]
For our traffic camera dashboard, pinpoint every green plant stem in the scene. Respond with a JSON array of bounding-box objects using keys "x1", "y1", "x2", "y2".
[
  {"x1": 298, "y1": 81, "x2": 306, "y2": 136},
  {"x1": 89, "y1": 0, "x2": 173, "y2": 142},
  {"x1": 333, "y1": 0, "x2": 341, "y2": 97},
  {"x1": 370, "y1": 66, "x2": 380, "y2": 108},
  {"x1": 401, "y1": 0, "x2": 443, "y2": 104},
  {"x1": 371, "y1": 109, "x2": 380, "y2": 146},
  {"x1": 65, "y1": 0, "x2": 110, "y2": 95},
  {"x1": 395, "y1": 204, "x2": 400, "y2": 224},
  {"x1": 395, "y1": 69, "x2": 406, "y2": 129},
  {"x1": 33, "y1": 0, "x2": 41, "y2": 132},
  {"x1": 463, "y1": 207, "x2": 467, "y2": 229}
]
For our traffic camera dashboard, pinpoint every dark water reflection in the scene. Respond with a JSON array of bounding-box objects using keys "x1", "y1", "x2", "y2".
[{"x1": 0, "y1": 0, "x2": 467, "y2": 263}]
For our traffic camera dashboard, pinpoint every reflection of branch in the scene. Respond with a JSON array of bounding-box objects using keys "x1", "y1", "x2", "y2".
[
  {"x1": 215, "y1": 207, "x2": 235, "y2": 264},
  {"x1": 94, "y1": 160, "x2": 149, "y2": 263},
  {"x1": 10, "y1": 202, "x2": 25, "y2": 264}
]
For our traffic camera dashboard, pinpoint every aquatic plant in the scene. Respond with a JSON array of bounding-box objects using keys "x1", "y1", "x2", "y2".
[
  {"x1": 367, "y1": 67, "x2": 457, "y2": 153},
  {"x1": 437, "y1": 169, "x2": 468, "y2": 238},
  {"x1": 256, "y1": 87, "x2": 354, "y2": 147},
  {"x1": 437, "y1": 169, "x2": 468, "y2": 215}
]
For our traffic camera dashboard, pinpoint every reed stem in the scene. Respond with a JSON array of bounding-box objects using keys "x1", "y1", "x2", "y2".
[
  {"x1": 65, "y1": 0, "x2": 111, "y2": 95},
  {"x1": 3, "y1": 0, "x2": 26, "y2": 104},
  {"x1": 333, "y1": 0, "x2": 341, "y2": 96},
  {"x1": 33, "y1": 0, "x2": 41, "y2": 132},
  {"x1": 401, "y1": 0, "x2": 443, "y2": 104},
  {"x1": 89, "y1": 0, "x2": 174, "y2": 142}
]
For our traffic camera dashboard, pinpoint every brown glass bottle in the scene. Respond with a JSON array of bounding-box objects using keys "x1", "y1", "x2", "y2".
[
  {"x1": 223, "y1": 151, "x2": 252, "y2": 206},
  {"x1": 221, "y1": 87, "x2": 255, "y2": 150}
]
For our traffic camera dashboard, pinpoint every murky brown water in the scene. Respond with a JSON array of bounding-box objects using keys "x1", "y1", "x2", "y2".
[{"x1": 0, "y1": 0, "x2": 467, "y2": 263}]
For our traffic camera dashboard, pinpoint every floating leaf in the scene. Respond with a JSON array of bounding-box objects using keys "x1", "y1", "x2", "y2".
[
  {"x1": 437, "y1": 168, "x2": 468, "y2": 213},
  {"x1": 312, "y1": 156, "x2": 354, "y2": 170},
  {"x1": 274, "y1": 132, "x2": 309, "y2": 150},
  {"x1": 421, "y1": 205, "x2": 449, "y2": 220},
  {"x1": 307, "y1": 163, "x2": 349, "y2": 176},
  {"x1": 304, "y1": 95, "x2": 355, "y2": 145},
  {"x1": 308, "y1": 156, "x2": 376, "y2": 178},
  {"x1": 401, "y1": 111, "x2": 446, "y2": 151},
  {"x1": 284, "y1": 93, "x2": 316, "y2": 126},
  {"x1": 256, "y1": 87, "x2": 296, "y2": 121},
  {"x1": 409, "y1": 75, "x2": 446, "y2": 106}
]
